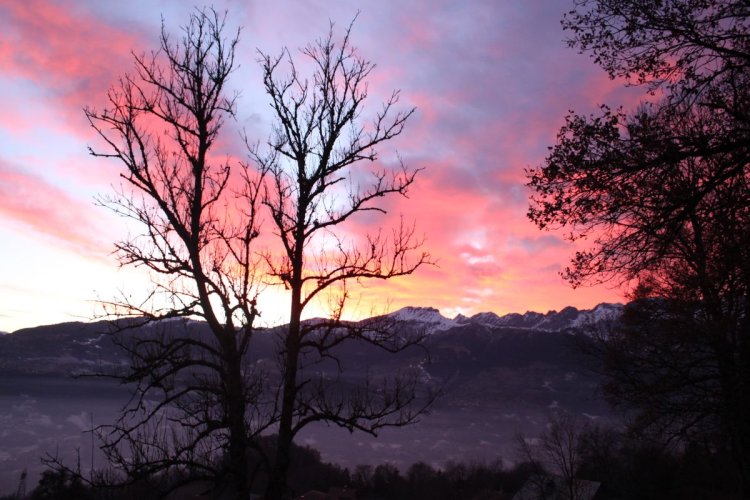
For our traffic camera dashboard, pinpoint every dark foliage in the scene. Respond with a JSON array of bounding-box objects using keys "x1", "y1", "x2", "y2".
[
  {"x1": 29, "y1": 470, "x2": 93, "y2": 500},
  {"x1": 563, "y1": 0, "x2": 750, "y2": 113},
  {"x1": 350, "y1": 459, "x2": 526, "y2": 500},
  {"x1": 349, "y1": 428, "x2": 741, "y2": 499},
  {"x1": 244, "y1": 435, "x2": 352, "y2": 497},
  {"x1": 527, "y1": 0, "x2": 750, "y2": 493},
  {"x1": 527, "y1": 99, "x2": 750, "y2": 289},
  {"x1": 595, "y1": 300, "x2": 725, "y2": 442},
  {"x1": 24, "y1": 438, "x2": 349, "y2": 500},
  {"x1": 19, "y1": 427, "x2": 745, "y2": 500}
]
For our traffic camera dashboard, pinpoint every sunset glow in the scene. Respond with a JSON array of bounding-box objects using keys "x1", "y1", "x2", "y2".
[{"x1": 0, "y1": 0, "x2": 639, "y2": 332}]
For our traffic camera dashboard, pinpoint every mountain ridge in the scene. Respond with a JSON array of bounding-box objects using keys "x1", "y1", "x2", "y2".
[
  {"x1": 5, "y1": 302, "x2": 623, "y2": 336},
  {"x1": 0, "y1": 302, "x2": 623, "y2": 378},
  {"x1": 387, "y1": 302, "x2": 623, "y2": 332},
  {"x1": 0, "y1": 304, "x2": 620, "y2": 495}
]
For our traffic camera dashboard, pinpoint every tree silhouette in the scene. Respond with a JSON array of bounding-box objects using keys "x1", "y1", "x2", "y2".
[
  {"x1": 250, "y1": 20, "x2": 433, "y2": 500},
  {"x1": 79, "y1": 8, "x2": 268, "y2": 497},
  {"x1": 564, "y1": 0, "x2": 750, "y2": 115},
  {"x1": 74, "y1": 12, "x2": 432, "y2": 500},
  {"x1": 516, "y1": 413, "x2": 590, "y2": 500},
  {"x1": 528, "y1": 0, "x2": 750, "y2": 493}
]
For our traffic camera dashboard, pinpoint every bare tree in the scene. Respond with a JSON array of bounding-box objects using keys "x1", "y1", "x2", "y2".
[
  {"x1": 250, "y1": 20, "x2": 433, "y2": 499},
  {"x1": 77, "y1": 8, "x2": 268, "y2": 498},
  {"x1": 516, "y1": 413, "x2": 590, "y2": 500}
]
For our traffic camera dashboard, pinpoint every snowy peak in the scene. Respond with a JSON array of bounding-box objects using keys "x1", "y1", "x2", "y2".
[
  {"x1": 469, "y1": 303, "x2": 623, "y2": 332},
  {"x1": 570, "y1": 303, "x2": 623, "y2": 328},
  {"x1": 470, "y1": 311, "x2": 546, "y2": 329},
  {"x1": 387, "y1": 303, "x2": 623, "y2": 334},
  {"x1": 453, "y1": 314, "x2": 472, "y2": 325},
  {"x1": 387, "y1": 306, "x2": 458, "y2": 331}
]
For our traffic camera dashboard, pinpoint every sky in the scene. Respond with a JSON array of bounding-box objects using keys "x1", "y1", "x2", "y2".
[{"x1": 0, "y1": 0, "x2": 646, "y2": 332}]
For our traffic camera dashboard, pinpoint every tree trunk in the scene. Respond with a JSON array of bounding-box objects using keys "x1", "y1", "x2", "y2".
[
  {"x1": 736, "y1": 303, "x2": 750, "y2": 499},
  {"x1": 266, "y1": 279, "x2": 303, "y2": 500},
  {"x1": 224, "y1": 335, "x2": 251, "y2": 499}
]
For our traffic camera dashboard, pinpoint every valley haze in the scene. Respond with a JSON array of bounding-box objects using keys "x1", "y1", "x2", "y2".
[{"x1": 0, "y1": 302, "x2": 621, "y2": 495}]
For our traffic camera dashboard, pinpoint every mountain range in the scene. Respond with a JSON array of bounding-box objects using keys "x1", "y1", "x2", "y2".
[
  {"x1": 0, "y1": 303, "x2": 623, "y2": 414},
  {"x1": 0, "y1": 303, "x2": 624, "y2": 494},
  {"x1": 388, "y1": 302, "x2": 622, "y2": 332},
  {"x1": 0, "y1": 303, "x2": 623, "y2": 376}
]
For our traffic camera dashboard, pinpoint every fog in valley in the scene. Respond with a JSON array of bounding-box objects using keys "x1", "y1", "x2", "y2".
[{"x1": 0, "y1": 371, "x2": 614, "y2": 495}]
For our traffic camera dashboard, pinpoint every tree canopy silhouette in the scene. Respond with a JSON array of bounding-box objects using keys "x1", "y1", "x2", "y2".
[{"x1": 527, "y1": 0, "x2": 750, "y2": 493}]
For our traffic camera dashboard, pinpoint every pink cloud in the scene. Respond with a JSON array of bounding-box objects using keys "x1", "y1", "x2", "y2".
[
  {"x1": 0, "y1": 1, "x2": 140, "y2": 95},
  {"x1": 0, "y1": 0, "x2": 147, "y2": 139},
  {"x1": 309, "y1": 147, "x2": 624, "y2": 320},
  {"x1": 233, "y1": 0, "x2": 635, "y2": 318},
  {"x1": 0, "y1": 161, "x2": 110, "y2": 256}
]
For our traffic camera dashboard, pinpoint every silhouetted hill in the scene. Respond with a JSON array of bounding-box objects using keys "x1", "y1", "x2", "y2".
[
  {"x1": 0, "y1": 304, "x2": 625, "y2": 495},
  {"x1": 0, "y1": 304, "x2": 620, "y2": 416}
]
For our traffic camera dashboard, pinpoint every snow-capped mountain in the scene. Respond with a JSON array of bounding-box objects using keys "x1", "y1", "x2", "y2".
[
  {"x1": 387, "y1": 306, "x2": 460, "y2": 331},
  {"x1": 388, "y1": 303, "x2": 623, "y2": 333},
  {"x1": 0, "y1": 303, "x2": 624, "y2": 376},
  {"x1": 0, "y1": 307, "x2": 621, "y2": 495},
  {"x1": 470, "y1": 303, "x2": 622, "y2": 331}
]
